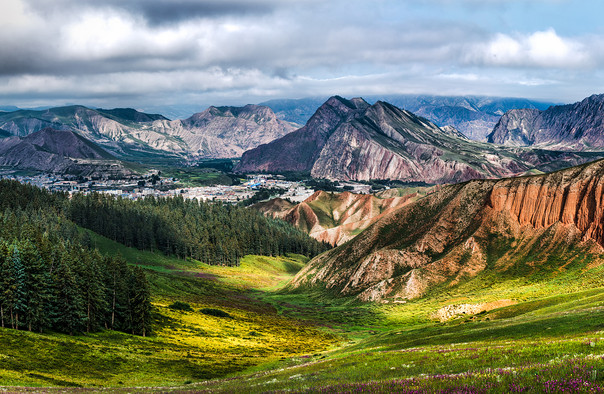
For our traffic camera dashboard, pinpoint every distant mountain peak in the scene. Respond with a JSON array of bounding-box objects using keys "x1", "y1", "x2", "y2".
[
  {"x1": 237, "y1": 96, "x2": 588, "y2": 183},
  {"x1": 487, "y1": 93, "x2": 604, "y2": 150},
  {"x1": 0, "y1": 127, "x2": 132, "y2": 176}
]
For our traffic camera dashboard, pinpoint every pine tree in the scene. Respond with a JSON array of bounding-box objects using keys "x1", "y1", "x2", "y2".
[
  {"x1": 3, "y1": 244, "x2": 27, "y2": 330},
  {"x1": 20, "y1": 239, "x2": 51, "y2": 332},
  {"x1": 52, "y1": 251, "x2": 84, "y2": 335},
  {"x1": 128, "y1": 267, "x2": 152, "y2": 337}
]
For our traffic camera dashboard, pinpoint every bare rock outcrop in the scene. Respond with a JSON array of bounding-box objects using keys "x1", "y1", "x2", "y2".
[
  {"x1": 290, "y1": 159, "x2": 604, "y2": 302},
  {"x1": 488, "y1": 94, "x2": 604, "y2": 150}
]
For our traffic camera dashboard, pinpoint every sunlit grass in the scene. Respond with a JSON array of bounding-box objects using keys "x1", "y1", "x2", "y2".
[
  {"x1": 0, "y1": 235, "x2": 337, "y2": 388},
  {"x1": 3, "y1": 228, "x2": 604, "y2": 391}
]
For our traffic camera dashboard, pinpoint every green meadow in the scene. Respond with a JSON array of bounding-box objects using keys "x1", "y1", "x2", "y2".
[{"x1": 1, "y1": 230, "x2": 604, "y2": 392}]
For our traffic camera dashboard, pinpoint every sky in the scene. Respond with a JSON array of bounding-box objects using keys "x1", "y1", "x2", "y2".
[{"x1": 2, "y1": 0, "x2": 604, "y2": 114}]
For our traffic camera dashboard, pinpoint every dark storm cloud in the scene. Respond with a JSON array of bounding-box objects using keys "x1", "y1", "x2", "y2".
[
  {"x1": 125, "y1": 0, "x2": 278, "y2": 25},
  {"x1": 26, "y1": 0, "x2": 291, "y2": 25},
  {"x1": 2, "y1": 0, "x2": 604, "y2": 109}
]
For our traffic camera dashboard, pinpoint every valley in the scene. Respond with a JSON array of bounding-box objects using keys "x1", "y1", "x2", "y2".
[
  {"x1": 6, "y1": 0, "x2": 604, "y2": 391},
  {"x1": 2, "y1": 93, "x2": 604, "y2": 393},
  {"x1": 2, "y1": 223, "x2": 603, "y2": 392}
]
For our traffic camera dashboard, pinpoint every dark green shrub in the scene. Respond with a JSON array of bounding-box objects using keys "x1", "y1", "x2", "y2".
[
  {"x1": 200, "y1": 308, "x2": 232, "y2": 318},
  {"x1": 169, "y1": 301, "x2": 193, "y2": 312}
]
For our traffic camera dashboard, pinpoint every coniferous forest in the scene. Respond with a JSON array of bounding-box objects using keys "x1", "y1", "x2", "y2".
[
  {"x1": 0, "y1": 180, "x2": 151, "y2": 336},
  {"x1": 0, "y1": 179, "x2": 328, "y2": 336},
  {"x1": 67, "y1": 192, "x2": 330, "y2": 266}
]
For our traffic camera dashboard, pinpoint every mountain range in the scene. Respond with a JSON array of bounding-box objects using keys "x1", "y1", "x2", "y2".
[
  {"x1": 0, "y1": 128, "x2": 133, "y2": 177},
  {"x1": 237, "y1": 96, "x2": 603, "y2": 184},
  {"x1": 488, "y1": 94, "x2": 604, "y2": 150},
  {"x1": 0, "y1": 104, "x2": 295, "y2": 161},
  {"x1": 291, "y1": 158, "x2": 604, "y2": 301},
  {"x1": 262, "y1": 95, "x2": 554, "y2": 141}
]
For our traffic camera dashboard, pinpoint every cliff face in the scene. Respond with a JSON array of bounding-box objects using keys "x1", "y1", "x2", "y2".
[
  {"x1": 0, "y1": 104, "x2": 296, "y2": 160},
  {"x1": 489, "y1": 163, "x2": 604, "y2": 245},
  {"x1": 291, "y1": 160, "x2": 604, "y2": 302},
  {"x1": 488, "y1": 94, "x2": 604, "y2": 150},
  {"x1": 252, "y1": 188, "x2": 429, "y2": 246},
  {"x1": 0, "y1": 128, "x2": 132, "y2": 176}
]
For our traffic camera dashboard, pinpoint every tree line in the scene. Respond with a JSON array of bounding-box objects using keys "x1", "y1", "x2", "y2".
[
  {"x1": 67, "y1": 193, "x2": 330, "y2": 266},
  {"x1": 0, "y1": 178, "x2": 330, "y2": 335},
  {"x1": 0, "y1": 200, "x2": 151, "y2": 336}
]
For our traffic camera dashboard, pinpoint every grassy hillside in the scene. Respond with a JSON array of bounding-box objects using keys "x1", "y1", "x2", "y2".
[
  {"x1": 193, "y1": 278, "x2": 604, "y2": 393},
  {"x1": 2, "y1": 225, "x2": 604, "y2": 392},
  {"x1": 0, "y1": 232, "x2": 337, "y2": 389}
]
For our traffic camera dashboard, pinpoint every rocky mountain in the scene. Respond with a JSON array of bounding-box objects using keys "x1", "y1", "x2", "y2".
[
  {"x1": 0, "y1": 105, "x2": 184, "y2": 159},
  {"x1": 488, "y1": 94, "x2": 604, "y2": 150},
  {"x1": 0, "y1": 104, "x2": 295, "y2": 161},
  {"x1": 290, "y1": 159, "x2": 604, "y2": 302},
  {"x1": 253, "y1": 188, "x2": 431, "y2": 246},
  {"x1": 380, "y1": 95, "x2": 554, "y2": 141},
  {"x1": 236, "y1": 96, "x2": 600, "y2": 184},
  {"x1": 0, "y1": 128, "x2": 133, "y2": 176},
  {"x1": 155, "y1": 105, "x2": 297, "y2": 158},
  {"x1": 236, "y1": 96, "x2": 370, "y2": 174},
  {"x1": 261, "y1": 95, "x2": 554, "y2": 141}
]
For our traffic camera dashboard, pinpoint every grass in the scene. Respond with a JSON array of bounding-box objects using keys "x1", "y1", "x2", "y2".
[
  {"x1": 194, "y1": 287, "x2": 604, "y2": 393},
  {"x1": 3, "y1": 229, "x2": 604, "y2": 392},
  {"x1": 0, "y1": 234, "x2": 337, "y2": 388}
]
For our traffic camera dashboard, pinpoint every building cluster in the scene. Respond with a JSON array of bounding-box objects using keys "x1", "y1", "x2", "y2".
[{"x1": 4, "y1": 173, "x2": 316, "y2": 204}]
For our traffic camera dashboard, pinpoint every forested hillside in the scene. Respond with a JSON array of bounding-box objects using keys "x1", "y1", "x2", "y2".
[
  {"x1": 67, "y1": 193, "x2": 330, "y2": 266},
  {"x1": 0, "y1": 179, "x2": 328, "y2": 337},
  {"x1": 0, "y1": 180, "x2": 151, "y2": 336}
]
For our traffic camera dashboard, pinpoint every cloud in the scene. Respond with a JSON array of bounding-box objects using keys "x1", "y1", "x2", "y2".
[
  {"x1": 25, "y1": 0, "x2": 295, "y2": 25},
  {"x1": 1, "y1": 0, "x2": 604, "y2": 109},
  {"x1": 469, "y1": 29, "x2": 592, "y2": 68}
]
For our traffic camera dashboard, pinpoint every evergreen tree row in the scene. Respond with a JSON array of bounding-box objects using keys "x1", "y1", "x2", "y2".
[
  {"x1": 0, "y1": 180, "x2": 151, "y2": 336},
  {"x1": 0, "y1": 238, "x2": 150, "y2": 336},
  {"x1": 67, "y1": 193, "x2": 330, "y2": 265}
]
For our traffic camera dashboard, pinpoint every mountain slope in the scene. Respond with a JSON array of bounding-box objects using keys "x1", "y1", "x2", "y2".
[
  {"x1": 0, "y1": 105, "x2": 187, "y2": 159},
  {"x1": 237, "y1": 96, "x2": 600, "y2": 184},
  {"x1": 253, "y1": 188, "x2": 430, "y2": 246},
  {"x1": 261, "y1": 95, "x2": 554, "y2": 141},
  {"x1": 488, "y1": 94, "x2": 604, "y2": 150},
  {"x1": 156, "y1": 104, "x2": 296, "y2": 158},
  {"x1": 0, "y1": 104, "x2": 296, "y2": 161},
  {"x1": 236, "y1": 96, "x2": 370, "y2": 173},
  {"x1": 291, "y1": 159, "x2": 604, "y2": 301},
  {"x1": 0, "y1": 128, "x2": 133, "y2": 176}
]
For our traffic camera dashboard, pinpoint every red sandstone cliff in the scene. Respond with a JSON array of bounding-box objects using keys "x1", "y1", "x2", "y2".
[{"x1": 291, "y1": 160, "x2": 604, "y2": 301}]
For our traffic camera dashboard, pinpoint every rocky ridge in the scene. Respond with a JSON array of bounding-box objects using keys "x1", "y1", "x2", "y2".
[
  {"x1": 238, "y1": 96, "x2": 602, "y2": 184},
  {"x1": 253, "y1": 188, "x2": 430, "y2": 246},
  {"x1": 0, "y1": 104, "x2": 295, "y2": 160},
  {"x1": 262, "y1": 95, "x2": 554, "y2": 141},
  {"x1": 488, "y1": 94, "x2": 604, "y2": 150},
  {"x1": 290, "y1": 159, "x2": 604, "y2": 302},
  {"x1": 0, "y1": 128, "x2": 133, "y2": 176}
]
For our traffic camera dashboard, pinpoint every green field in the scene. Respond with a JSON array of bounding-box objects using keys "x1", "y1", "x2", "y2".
[
  {"x1": 1, "y1": 231, "x2": 604, "y2": 392},
  {"x1": 159, "y1": 166, "x2": 236, "y2": 186}
]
